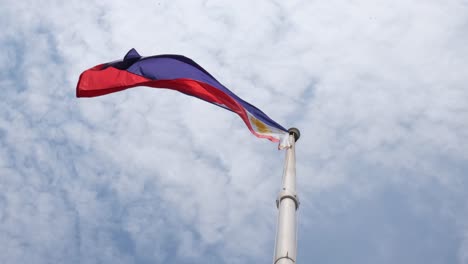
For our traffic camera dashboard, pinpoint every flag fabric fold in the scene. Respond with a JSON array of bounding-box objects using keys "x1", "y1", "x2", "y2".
[{"x1": 77, "y1": 48, "x2": 291, "y2": 149}]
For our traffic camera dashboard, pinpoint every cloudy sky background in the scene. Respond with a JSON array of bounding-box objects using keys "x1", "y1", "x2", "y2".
[{"x1": 1, "y1": 0, "x2": 468, "y2": 263}]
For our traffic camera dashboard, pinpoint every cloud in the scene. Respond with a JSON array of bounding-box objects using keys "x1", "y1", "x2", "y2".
[{"x1": 1, "y1": 0, "x2": 468, "y2": 263}]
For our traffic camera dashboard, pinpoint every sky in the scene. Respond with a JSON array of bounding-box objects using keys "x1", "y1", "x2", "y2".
[{"x1": 1, "y1": 0, "x2": 468, "y2": 263}]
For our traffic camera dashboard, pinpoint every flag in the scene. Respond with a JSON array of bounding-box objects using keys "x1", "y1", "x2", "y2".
[{"x1": 77, "y1": 48, "x2": 291, "y2": 148}]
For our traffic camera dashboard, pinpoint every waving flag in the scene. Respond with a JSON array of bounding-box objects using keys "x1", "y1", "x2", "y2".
[{"x1": 77, "y1": 49, "x2": 291, "y2": 148}]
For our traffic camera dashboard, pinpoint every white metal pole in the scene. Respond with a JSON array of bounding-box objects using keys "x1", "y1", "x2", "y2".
[{"x1": 274, "y1": 128, "x2": 300, "y2": 264}]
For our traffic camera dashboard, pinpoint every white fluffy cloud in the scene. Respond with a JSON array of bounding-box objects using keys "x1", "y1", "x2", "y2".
[{"x1": 1, "y1": 0, "x2": 467, "y2": 263}]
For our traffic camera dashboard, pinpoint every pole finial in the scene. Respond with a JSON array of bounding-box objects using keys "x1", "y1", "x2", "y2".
[{"x1": 288, "y1": 128, "x2": 300, "y2": 142}]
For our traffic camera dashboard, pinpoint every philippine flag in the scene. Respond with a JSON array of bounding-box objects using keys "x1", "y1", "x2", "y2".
[{"x1": 77, "y1": 49, "x2": 291, "y2": 149}]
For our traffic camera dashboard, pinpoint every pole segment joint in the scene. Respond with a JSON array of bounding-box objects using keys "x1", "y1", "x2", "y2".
[
  {"x1": 274, "y1": 253, "x2": 296, "y2": 264},
  {"x1": 276, "y1": 190, "x2": 299, "y2": 210}
]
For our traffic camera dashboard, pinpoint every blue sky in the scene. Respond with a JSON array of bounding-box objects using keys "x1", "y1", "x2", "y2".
[{"x1": 1, "y1": 0, "x2": 468, "y2": 263}]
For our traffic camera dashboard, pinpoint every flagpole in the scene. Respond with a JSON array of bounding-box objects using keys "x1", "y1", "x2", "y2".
[{"x1": 273, "y1": 128, "x2": 300, "y2": 264}]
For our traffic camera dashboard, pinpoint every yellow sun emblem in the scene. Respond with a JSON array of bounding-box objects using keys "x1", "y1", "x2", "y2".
[{"x1": 249, "y1": 116, "x2": 271, "y2": 134}]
